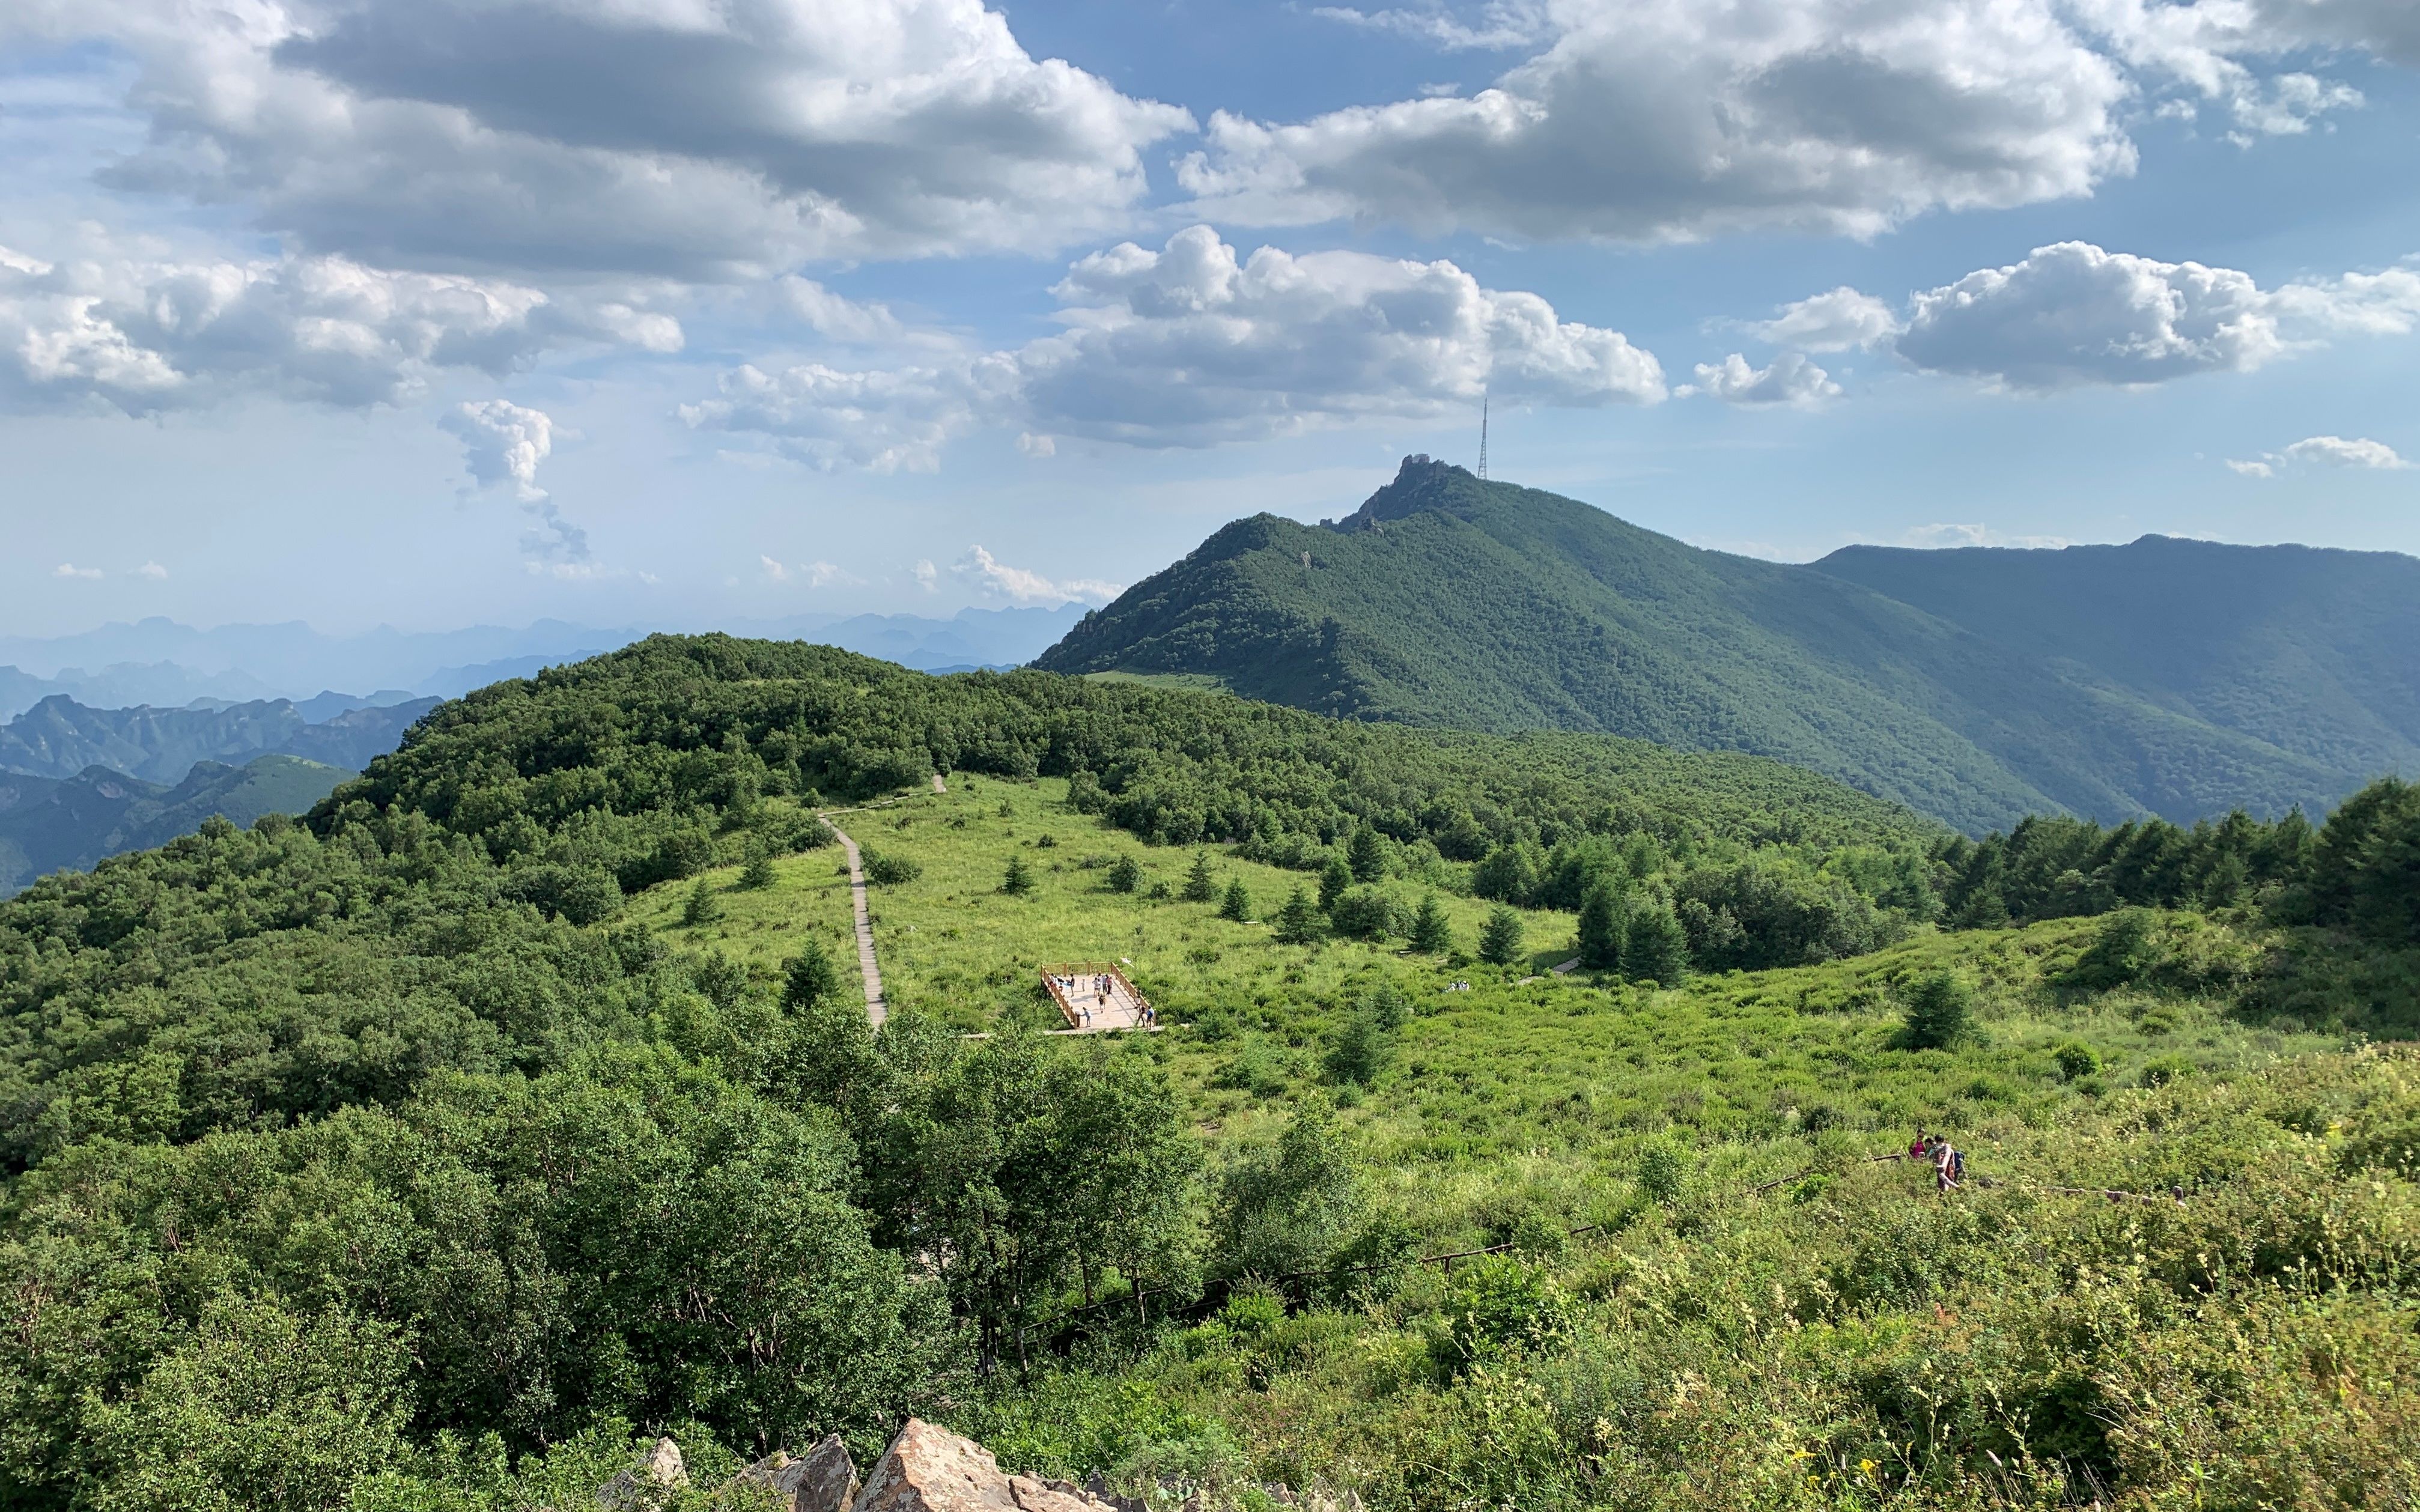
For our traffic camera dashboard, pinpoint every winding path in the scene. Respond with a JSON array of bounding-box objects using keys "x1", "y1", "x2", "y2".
[
  {"x1": 820, "y1": 776, "x2": 942, "y2": 1028},
  {"x1": 825, "y1": 821, "x2": 887, "y2": 1027}
]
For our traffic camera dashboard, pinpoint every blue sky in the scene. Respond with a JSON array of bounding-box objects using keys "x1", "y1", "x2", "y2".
[{"x1": 2, "y1": 0, "x2": 2416, "y2": 637}]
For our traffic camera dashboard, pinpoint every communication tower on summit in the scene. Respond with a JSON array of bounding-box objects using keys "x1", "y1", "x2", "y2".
[{"x1": 1477, "y1": 392, "x2": 1489, "y2": 481}]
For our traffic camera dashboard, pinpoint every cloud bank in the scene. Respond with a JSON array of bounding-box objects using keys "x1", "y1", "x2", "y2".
[
  {"x1": 683, "y1": 225, "x2": 1663, "y2": 468},
  {"x1": 0, "y1": 244, "x2": 675, "y2": 414},
  {"x1": 1747, "y1": 242, "x2": 2420, "y2": 392},
  {"x1": 1186, "y1": 0, "x2": 2408, "y2": 245},
  {"x1": 5, "y1": 0, "x2": 1192, "y2": 279}
]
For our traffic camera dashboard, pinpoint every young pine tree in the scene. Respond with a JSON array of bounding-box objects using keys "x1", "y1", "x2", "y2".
[
  {"x1": 1408, "y1": 892, "x2": 1453, "y2": 954},
  {"x1": 1575, "y1": 881, "x2": 1626, "y2": 970},
  {"x1": 1318, "y1": 855, "x2": 1353, "y2": 913},
  {"x1": 1348, "y1": 825, "x2": 1387, "y2": 883},
  {"x1": 1107, "y1": 854, "x2": 1142, "y2": 894},
  {"x1": 1183, "y1": 850, "x2": 1218, "y2": 902},
  {"x1": 1622, "y1": 900, "x2": 1689, "y2": 986},
  {"x1": 781, "y1": 938, "x2": 843, "y2": 1012},
  {"x1": 1273, "y1": 885, "x2": 1325, "y2": 945},
  {"x1": 681, "y1": 875, "x2": 721, "y2": 927},
  {"x1": 1220, "y1": 877, "x2": 1253, "y2": 923},
  {"x1": 1003, "y1": 853, "x2": 1035, "y2": 896},
  {"x1": 737, "y1": 841, "x2": 778, "y2": 890},
  {"x1": 1902, "y1": 970, "x2": 1974, "y2": 1049},
  {"x1": 1325, "y1": 1004, "x2": 1393, "y2": 1087},
  {"x1": 1478, "y1": 905, "x2": 1524, "y2": 966}
]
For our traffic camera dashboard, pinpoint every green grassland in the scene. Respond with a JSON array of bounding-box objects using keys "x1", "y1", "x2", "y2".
[
  {"x1": 630, "y1": 776, "x2": 1580, "y2": 1037},
  {"x1": 613, "y1": 774, "x2": 2406, "y2": 1508},
  {"x1": 628, "y1": 773, "x2": 2349, "y2": 1228}
]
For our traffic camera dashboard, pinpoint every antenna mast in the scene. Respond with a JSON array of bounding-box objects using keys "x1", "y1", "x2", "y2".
[{"x1": 1477, "y1": 391, "x2": 1489, "y2": 482}]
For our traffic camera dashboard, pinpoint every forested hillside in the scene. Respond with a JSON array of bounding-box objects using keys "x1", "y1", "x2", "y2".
[
  {"x1": 2, "y1": 638, "x2": 2415, "y2": 1511},
  {"x1": 0, "y1": 753, "x2": 349, "y2": 895},
  {"x1": 1813, "y1": 533, "x2": 2420, "y2": 793},
  {"x1": 1035, "y1": 457, "x2": 2415, "y2": 832}
]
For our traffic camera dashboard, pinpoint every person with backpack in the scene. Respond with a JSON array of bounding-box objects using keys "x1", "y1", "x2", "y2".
[{"x1": 1933, "y1": 1137, "x2": 1960, "y2": 1192}]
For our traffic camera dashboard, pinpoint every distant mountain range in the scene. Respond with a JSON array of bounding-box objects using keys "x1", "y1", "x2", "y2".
[
  {"x1": 0, "y1": 604, "x2": 1089, "y2": 717},
  {"x1": 0, "y1": 695, "x2": 440, "y2": 784},
  {"x1": 0, "y1": 693, "x2": 456, "y2": 894},
  {"x1": 1034, "y1": 457, "x2": 2419, "y2": 833},
  {"x1": 0, "y1": 754, "x2": 351, "y2": 896}
]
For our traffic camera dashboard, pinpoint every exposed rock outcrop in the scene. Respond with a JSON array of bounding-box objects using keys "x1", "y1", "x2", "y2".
[
  {"x1": 741, "y1": 1435, "x2": 862, "y2": 1512},
  {"x1": 854, "y1": 1419, "x2": 1132, "y2": 1512},
  {"x1": 599, "y1": 1438, "x2": 689, "y2": 1511}
]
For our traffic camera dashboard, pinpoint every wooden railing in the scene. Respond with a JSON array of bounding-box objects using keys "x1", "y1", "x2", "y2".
[{"x1": 1038, "y1": 962, "x2": 1151, "y2": 1029}]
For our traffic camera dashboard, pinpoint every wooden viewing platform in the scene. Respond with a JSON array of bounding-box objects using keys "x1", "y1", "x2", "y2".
[{"x1": 1041, "y1": 962, "x2": 1155, "y2": 1033}]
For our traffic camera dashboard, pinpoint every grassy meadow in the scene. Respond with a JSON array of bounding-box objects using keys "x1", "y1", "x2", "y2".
[
  {"x1": 625, "y1": 774, "x2": 2354, "y2": 1253},
  {"x1": 610, "y1": 774, "x2": 2412, "y2": 1507}
]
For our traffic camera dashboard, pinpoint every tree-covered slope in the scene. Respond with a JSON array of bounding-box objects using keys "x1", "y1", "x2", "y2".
[
  {"x1": 0, "y1": 753, "x2": 352, "y2": 895},
  {"x1": 1813, "y1": 534, "x2": 2420, "y2": 792},
  {"x1": 1034, "y1": 457, "x2": 2395, "y2": 831}
]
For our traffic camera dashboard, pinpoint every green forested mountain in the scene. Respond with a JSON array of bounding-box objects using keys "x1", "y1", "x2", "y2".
[
  {"x1": 1035, "y1": 457, "x2": 2417, "y2": 832},
  {"x1": 0, "y1": 753, "x2": 351, "y2": 894},
  {"x1": 2, "y1": 636, "x2": 2415, "y2": 1511},
  {"x1": 1811, "y1": 534, "x2": 2420, "y2": 796}
]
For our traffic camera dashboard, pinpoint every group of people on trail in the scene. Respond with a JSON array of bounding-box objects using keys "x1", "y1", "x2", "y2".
[
  {"x1": 1911, "y1": 1130, "x2": 1965, "y2": 1192},
  {"x1": 1048, "y1": 971, "x2": 1156, "y2": 1030}
]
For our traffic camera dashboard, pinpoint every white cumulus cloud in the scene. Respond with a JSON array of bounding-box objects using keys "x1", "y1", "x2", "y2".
[
  {"x1": 683, "y1": 225, "x2": 1663, "y2": 467},
  {"x1": 1185, "y1": 0, "x2": 2138, "y2": 243},
  {"x1": 1762, "y1": 243, "x2": 2420, "y2": 392},
  {"x1": 1685, "y1": 351, "x2": 1839, "y2": 407},
  {"x1": 5, "y1": 0, "x2": 1193, "y2": 280},
  {"x1": 1185, "y1": 0, "x2": 2412, "y2": 246},
  {"x1": 2230, "y1": 435, "x2": 2410, "y2": 475},
  {"x1": 952, "y1": 546, "x2": 1120, "y2": 606},
  {"x1": 444, "y1": 399, "x2": 555, "y2": 502},
  {"x1": 133, "y1": 561, "x2": 169, "y2": 580},
  {"x1": 50, "y1": 562, "x2": 103, "y2": 580},
  {"x1": 443, "y1": 398, "x2": 591, "y2": 564},
  {"x1": 762, "y1": 556, "x2": 860, "y2": 586},
  {"x1": 1899, "y1": 523, "x2": 2075, "y2": 549},
  {"x1": 1749, "y1": 288, "x2": 1903, "y2": 352},
  {"x1": 0, "y1": 243, "x2": 672, "y2": 414}
]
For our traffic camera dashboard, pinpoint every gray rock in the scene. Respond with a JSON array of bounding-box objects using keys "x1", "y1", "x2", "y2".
[
  {"x1": 741, "y1": 1435, "x2": 860, "y2": 1512},
  {"x1": 599, "y1": 1438, "x2": 688, "y2": 1511}
]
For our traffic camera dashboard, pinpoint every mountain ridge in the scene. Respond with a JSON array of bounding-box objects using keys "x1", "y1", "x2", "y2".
[{"x1": 1036, "y1": 457, "x2": 2415, "y2": 831}]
